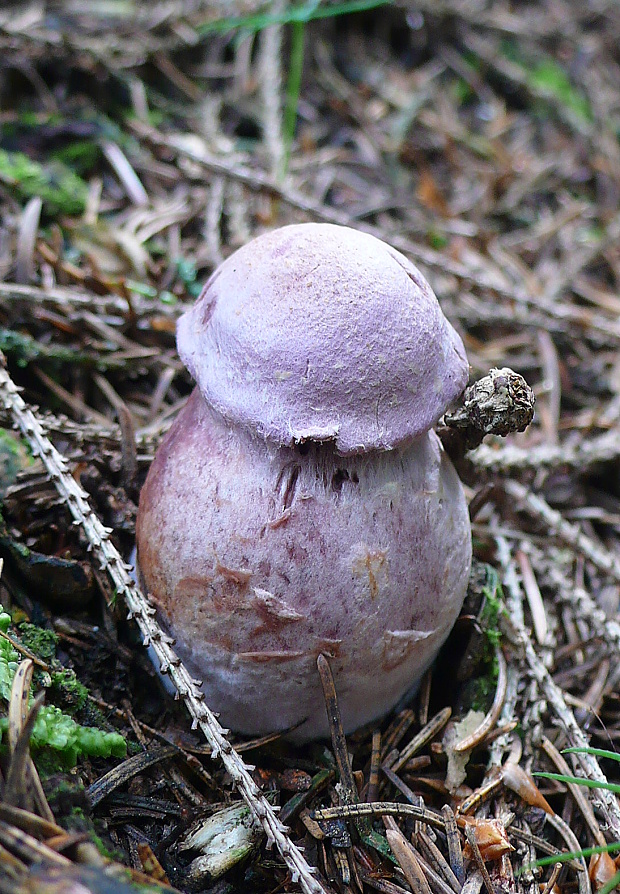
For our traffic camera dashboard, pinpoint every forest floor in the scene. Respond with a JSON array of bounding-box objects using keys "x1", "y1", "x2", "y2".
[{"x1": 0, "y1": 2, "x2": 619, "y2": 893}]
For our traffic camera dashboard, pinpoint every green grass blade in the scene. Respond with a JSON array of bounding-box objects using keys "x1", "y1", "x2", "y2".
[
  {"x1": 534, "y1": 771, "x2": 620, "y2": 794},
  {"x1": 520, "y1": 840, "x2": 620, "y2": 873},
  {"x1": 197, "y1": 0, "x2": 392, "y2": 37},
  {"x1": 599, "y1": 868, "x2": 620, "y2": 894},
  {"x1": 280, "y1": 19, "x2": 307, "y2": 180},
  {"x1": 563, "y1": 746, "x2": 620, "y2": 763}
]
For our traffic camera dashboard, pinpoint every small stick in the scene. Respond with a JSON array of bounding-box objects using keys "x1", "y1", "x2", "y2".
[
  {"x1": 441, "y1": 805, "x2": 465, "y2": 887},
  {"x1": 470, "y1": 427, "x2": 620, "y2": 475},
  {"x1": 540, "y1": 863, "x2": 563, "y2": 894},
  {"x1": 367, "y1": 730, "x2": 382, "y2": 804},
  {"x1": 463, "y1": 825, "x2": 496, "y2": 894},
  {"x1": 389, "y1": 707, "x2": 452, "y2": 774},
  {"x1": 496, "y1": 536, "x2": 620, "y2": 841},
  {"x1": 312, "y1": 802, "x2": 445, "y2": 831},
  {"x1": 317, "y1": 654, "x2": 357, "y2": 807}
]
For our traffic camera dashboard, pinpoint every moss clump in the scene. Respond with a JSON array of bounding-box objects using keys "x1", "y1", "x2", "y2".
[
  {"x1": 0, "y1": 699, "x2": 127, "y2": 770},
  {"x1": 0, "y1": 606, "x2": 127, "y2": 770},
  {"x1": 460, "y1": 670, "x2": 498, "y2": 714},
  {"x1": 17, "y1": 622, "x2": 58, "y2": 665},
  {"x1": 458, "y1": 563, "x2": 504, "y2": 714},
  {"x1": 479, "y1": 565, "x2": 504, "y2": 651},
  {"x1": 66, "y1": 807, "x2": 124, "y2": 861},
  {"x1": 50, "y1": 668, "x2": 89, "y2": 714},
  {"x1": 0, "y1": 148, "x2": 88, "y2": 216}
]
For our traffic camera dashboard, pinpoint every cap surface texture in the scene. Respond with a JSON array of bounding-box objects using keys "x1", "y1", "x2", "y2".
[{"x1": 177, "y1": 223, "x2": 468, "y2": 454}]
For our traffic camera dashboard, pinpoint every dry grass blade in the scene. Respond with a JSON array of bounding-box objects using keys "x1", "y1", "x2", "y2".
[
  {"x1": 4, "y1": 689, "x2": 46, "y2": 817},
  {"x1": 5, "y1": 662, "x2": 53, "y2": 824},
  {"x1": 541, "y1": 862, "x2": 563, "y2": 894},
  {"x1": 545, "y1": 814, "x2": 590, "y2": 894},
  {"x1": 0, "y1": 354, "x2": 326, "y2": 894},
  {"x1": 0, "y1": 803, "x2": 63, "y2": 840},
  {"x1": 417, "y1": 829, "x2": 462, "y2": 894},
  {"x1": 515, "y1": 548, "x2": 548, "y2": 645}
]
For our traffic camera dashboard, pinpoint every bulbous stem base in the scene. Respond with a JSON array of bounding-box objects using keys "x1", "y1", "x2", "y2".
[{"x1": 136, "y1": 389, "x2": 471, "y2": 741}]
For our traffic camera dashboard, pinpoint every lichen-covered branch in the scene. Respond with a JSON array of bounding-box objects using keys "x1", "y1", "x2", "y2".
[
  {"x1": 503, "y1": 480, "x2": 620, "y2": 585},
  {"x1": 470, "y1": 427, "x2": 620, "y2": 474},
  {"x1": 496, "y1": 536, "x2": 620, "y2": 841}
]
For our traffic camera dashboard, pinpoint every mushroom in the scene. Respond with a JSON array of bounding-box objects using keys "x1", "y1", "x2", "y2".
[{"x1": 136, "y1": 223, "x2": 471, "y2": 741}]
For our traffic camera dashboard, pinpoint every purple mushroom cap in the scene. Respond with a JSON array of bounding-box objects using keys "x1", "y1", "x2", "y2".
[{"x1": 177, "y1": 223, "x2": 468, "y2": 454}]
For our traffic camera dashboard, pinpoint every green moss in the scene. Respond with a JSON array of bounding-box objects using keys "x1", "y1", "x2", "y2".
[
  {"x1": 0, "y1": 428, "x2": 32, "y2": 460},
  {"x1": 427, "y1": 228, "x2": 449, "y2": 250},
  {"x1": 478, "y1": 564, "x2": 505, "y2": 651},
  {"x1": 0, "y1": 626, "x2": 19, "y2": 700},
  {"x1": 0, "y1": 148, "x2": 88, "y2": 216},
  {"x1": 0, "y1": 607, "x2": 127, "y2": 770},
  {"x1": 52, "y1": 140, "x2": 101, "y2": 174},
  {"x1": 50, "y1": 668, "x2": 89, "y2": 713},
  {"x1": 0, "y1": 703, "x2": 127, "y2": 768},
  {"x1": 0, "y1": 328, "x2": 105, "y2": 370},
  {"x1": 500, "y1": 42, "x2": 592, "y2": 124},
  {"x1": 460, "y1": 564, "x2": 504, "y2": 713},
  {"x1": 66, "y1": 807, "x2": 122, "y2": 860},
  {"x1": 175, "y1": 257, "x2": 203, "y2": 298},
  {"x1": 17, "y1": 622, "x2": 58, "y2": 664},
  {"x1": 528, "y1": 59, "x2": 592, "y2": 122},
  {"x1": 461, "y1": 661, "x2": 499, "y2": 713},
  {"x1": 0, "y1": 609, "x2": 10, "y2": 633}
]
